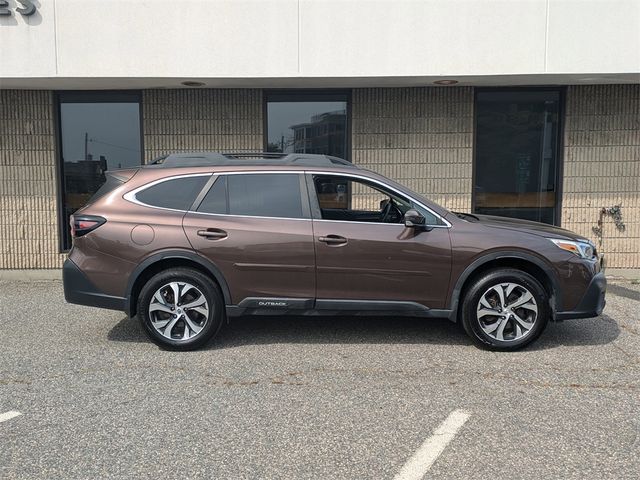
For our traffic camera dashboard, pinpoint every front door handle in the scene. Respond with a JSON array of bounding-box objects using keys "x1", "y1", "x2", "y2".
[
  {"x1": 197, "y1": 229, "x2": 228, "y2": 240},
  {"x1": 318, "y1": 235, "x2": 347, "y2": 246}
]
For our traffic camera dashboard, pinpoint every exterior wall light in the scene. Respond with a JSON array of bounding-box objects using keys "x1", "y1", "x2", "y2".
[
  {"x1": 433, "y1": 80, "x2": 459, "y2": 85},
  {"x1": 181, "y1": 81, "x2": 206, "y2": 87}
]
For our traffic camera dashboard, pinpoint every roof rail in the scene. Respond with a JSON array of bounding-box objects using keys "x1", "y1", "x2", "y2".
[{"x1": 145, "y1": 152, "x2": 356, "y2": 169}]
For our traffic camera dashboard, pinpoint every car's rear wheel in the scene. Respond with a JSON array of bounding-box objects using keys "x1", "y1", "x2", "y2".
[
  {"x1": 137, "y1": 268, "x2": 224, "y2": 350},
  {"x1": 461, "y1": 269, "x2": 549, "y2": 350}
]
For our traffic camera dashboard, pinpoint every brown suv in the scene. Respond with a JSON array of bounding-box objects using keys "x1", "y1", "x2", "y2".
[{"x1": 63, "y1": 152, "x2": 606, "y2": 350}]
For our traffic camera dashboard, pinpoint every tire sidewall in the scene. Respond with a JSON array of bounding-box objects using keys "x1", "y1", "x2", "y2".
[
  {"x1": 137, "y1": 268, "x2": 224, "y2": 350},
  {"x1": 462, "y1": 269, "x2": 549, "y2": 350}
]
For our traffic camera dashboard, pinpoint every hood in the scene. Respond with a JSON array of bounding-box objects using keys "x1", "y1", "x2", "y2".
[{"x1": 470, "y1": 214, "x2": 589, "y2": 242}]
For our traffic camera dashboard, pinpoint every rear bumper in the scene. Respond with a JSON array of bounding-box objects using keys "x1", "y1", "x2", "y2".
[
  {"x1": 63, "y1": 259, "x2": 126, "y2": 312},
  {"x1": 555, "y1": 271, "x2": 606, "y2": 321}
]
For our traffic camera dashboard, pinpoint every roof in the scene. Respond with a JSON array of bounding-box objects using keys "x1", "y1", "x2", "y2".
[{"x1": 144, "y1": 152, "x2": 356, "y2": 169}]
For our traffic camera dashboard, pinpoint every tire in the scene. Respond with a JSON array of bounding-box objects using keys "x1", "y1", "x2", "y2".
[
  {"x1": 137, "y1": 267, "x2": 225, "y2": 350},
  {"x1": 460, "y1": 268, "x2": 549, "y2": 351}
]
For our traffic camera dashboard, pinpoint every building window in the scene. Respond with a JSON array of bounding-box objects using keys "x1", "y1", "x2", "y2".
[
  {"x1": 56, "y1": 92, "x2": 142, "y2": 250},
  {"x1": 474, "y1": 89, "x2": 562, "y2": 225},
  {"x1": 265, "y1": 91, "x2": 349, "y2": 160}
]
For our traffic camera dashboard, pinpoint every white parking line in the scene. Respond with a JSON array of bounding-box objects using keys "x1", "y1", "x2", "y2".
[
  {"x1": 394, "y1": 409, "x2": 471, "y2": 480},
  {"x1": 0, "y1": 411, "x2": 22, "y2": 423}
]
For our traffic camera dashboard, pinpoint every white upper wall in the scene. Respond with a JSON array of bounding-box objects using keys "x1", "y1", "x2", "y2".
[{"x1": 1, "y1": 0, "x2": 639, "y2": 88}]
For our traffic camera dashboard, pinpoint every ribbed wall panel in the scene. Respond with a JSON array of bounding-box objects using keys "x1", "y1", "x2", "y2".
[
  {"x1": 351, "y1": 87, "x2": 473, "y2": 212},
  {"x1": 142, "y1": 89, "x2": 263, "y2": 161},
  {"x1": 562, "y1": 85, "x2": 640, "y2": 268},
  {"x1": 0, "y1": 90, "x2": 63, "y2": 269}
]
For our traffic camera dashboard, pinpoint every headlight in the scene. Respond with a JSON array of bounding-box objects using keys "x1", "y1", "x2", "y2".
[{"x1": 549, "y1": 239, "x2": 595, "y2": 259}]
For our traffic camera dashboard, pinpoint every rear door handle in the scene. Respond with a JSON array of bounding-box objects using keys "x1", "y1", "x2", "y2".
[
  {"x1": 318, "y1": 235, "x2": 347, "y2": 246},
  {"x1": 197, "y1": 229, "x2": 228, "y2": 240}
]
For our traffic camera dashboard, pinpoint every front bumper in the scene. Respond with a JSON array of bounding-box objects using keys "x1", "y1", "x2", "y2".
[
  {"x1": 555, "y1": 271, "x2": 606, "y2": 321},
  {"x1": 63, "y1": 259, "x2": 126, "y2": 312}
]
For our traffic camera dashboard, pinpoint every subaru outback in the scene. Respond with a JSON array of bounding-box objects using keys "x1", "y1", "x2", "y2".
[{"x1": 63, "y1": 152, "x2": 606, "y2": 350}]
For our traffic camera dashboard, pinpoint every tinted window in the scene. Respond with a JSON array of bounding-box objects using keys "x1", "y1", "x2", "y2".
[
  {"x1": 266, "y1": 92, "x2": 349, "y2": 159},
  {"x1": 137, "y1": 176, "x2": 209, "y2": 210},
  {"x1": 198, "y1": 174, "x2": 304, "y2": 219},
  {"x1": 197, "y1": 176, "x2": 227, "y2": 214},
  {"x1": 313, "y1": 175, "x2": 441, "y2": 225},
  {"x1": 474, "y1": 90, "x2": 561, "y2": 225},
  {"x1": 57, "y1": 92, "x2": 142, "y2": 250}
]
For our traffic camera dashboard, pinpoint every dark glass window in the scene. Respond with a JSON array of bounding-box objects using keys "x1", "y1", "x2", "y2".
[
  {"x1": 312, "y1": 175, "x2": 441, "y2": 225},
  {"x1": 57, "y1": 92, "x2": 142, "y2": 250},
  {"x1": 266, "y1": 92, "x2": 349, "y2": 160},
  {"x1": 198, "y1": 174, "x2": 305, "y2": 219},
  {"x1": 137, "y1": 176, "x2": 209, "y2": 210},
  {"x1": 197, "y1": 176, "x2": 227, "y2": 214},
  {"x1": 474, "y1": 90, "x2": 562, "y2": 225}
]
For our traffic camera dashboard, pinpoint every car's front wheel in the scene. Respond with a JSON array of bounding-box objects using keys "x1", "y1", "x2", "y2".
[
  {"x1": 137, "y1": 267, "x2": 224, "y2": 350},
  {"x1": 460, "y1": 269, "x2": 549, "y2": 350}
]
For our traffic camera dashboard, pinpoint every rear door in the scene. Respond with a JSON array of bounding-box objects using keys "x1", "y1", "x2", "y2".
[
  {"x1": 182, "y1": 172, "x2": 316, "y2": 308},
  {"x1": 307, "y1": 172, "x2": 452, "y2": 310}
]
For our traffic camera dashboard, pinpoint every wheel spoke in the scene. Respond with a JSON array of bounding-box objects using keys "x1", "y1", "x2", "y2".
[
  {"x1": 169, "y1": 282, "x2": 181, "y2": 307},
  {"x1": 160, "y1": 316, "x2": 180, "y2": 339},
  {"x1": 181, "y1": 296, "x2": 207, "y2": 310},
  {"x1": 509, "y1": 291, "x2": 533, "y2": 310},
  {"x1": 149, "y1": 303, "x2": 172, "y2": 314},
  {"x1": 495, "y1": 318, "x2": 508, "y2": 341},
  {"x1": 479, "y1": 296, "x2": 493, "y2": 309},
  {"x1": 512, "y1": 312, "x2": 534, "y2": 330},
  {"x1": 183, "y1": 314, "x2": 204, "y2": 336},
  {"x1": 190, "y1": 305, "x2": 209, "y2": 317},
  {"x1": 477, "y1": 308, "x2": 500, "y2": 318},
  {"x1": 481, "y1": 320, "x2": 501, "y2": 334},
  {"x1": 491, "y1": 285, "x2": 506, "y2": 309}
]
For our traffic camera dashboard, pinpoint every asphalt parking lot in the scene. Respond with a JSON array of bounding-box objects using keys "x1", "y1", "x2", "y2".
[{"x1": 1, "y1": 279, "x2": 639, "y2": 479}]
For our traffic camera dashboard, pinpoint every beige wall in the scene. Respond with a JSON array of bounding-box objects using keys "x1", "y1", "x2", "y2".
[
  {"x1": 0, "y1": 86, "x2": 638, "y2": 270},
  {"x1": 0, "y1": 90, "x2": 62, "y2": 268},
  {"x1": 562, "y1": 84, "x2": 640, "y2": 268},
  {"x1": 143, "y1": 89, "x2": 263, "y2": 161},
  {"x1": 352, "y1": 87, "x2": 473, "y2": 212}
]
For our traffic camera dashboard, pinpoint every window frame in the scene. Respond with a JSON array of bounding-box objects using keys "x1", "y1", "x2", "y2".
[
  {"x1": 263, "y1": 89, "x2": 352, "y2": 162},
  {"x1": 304, "y1": 172, "x2": 451, "y2": 228},
  {"x1": 471, "y1": 86, "x2": 566, "y2": 226},
  {"x1": 191, "y1": 171, "x2": 312, "y2": 220},
  {"x1": 54, "y1": 90, "x2": 144, "y2": 252}
]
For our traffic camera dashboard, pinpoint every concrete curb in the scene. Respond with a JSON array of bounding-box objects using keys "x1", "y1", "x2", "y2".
[{"x1": 0, "y1": 270, "x2": 62, "y2": 281}]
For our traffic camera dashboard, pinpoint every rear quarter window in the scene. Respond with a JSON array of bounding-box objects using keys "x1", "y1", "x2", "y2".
[{"x1": 135, "y1": 175, "x2": 210, "y2": 210}]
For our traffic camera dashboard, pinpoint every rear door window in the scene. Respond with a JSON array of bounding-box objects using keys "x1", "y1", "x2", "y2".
[
  {"x1": 197, "y1": 173, "x2": 306, "y2": 219},
  {"x1": 135, "y1": 175, "x2": 210, "y2": 210}
]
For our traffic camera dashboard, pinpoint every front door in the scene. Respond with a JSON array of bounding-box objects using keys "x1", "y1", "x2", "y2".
[
  {"x1": 308, "y1": 173, "x2": 452, "y2": 309},
  {"x1": 183, "y1": 172, "x2": 316, "y2": 307}
]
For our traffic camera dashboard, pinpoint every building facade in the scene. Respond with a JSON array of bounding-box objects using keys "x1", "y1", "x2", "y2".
[{"x1": 1, "y1": 1, "x2": 639, "y2": 272}]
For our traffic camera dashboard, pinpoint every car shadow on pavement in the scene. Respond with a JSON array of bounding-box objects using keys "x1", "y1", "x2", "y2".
[{"x1": 107, "y1": 313, "x2": 620, "y2": 350}]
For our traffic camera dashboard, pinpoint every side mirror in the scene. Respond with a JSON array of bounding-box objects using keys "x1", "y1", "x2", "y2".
[{"x1": 404, "y1": 209, "x2": 426, "y2": 229}]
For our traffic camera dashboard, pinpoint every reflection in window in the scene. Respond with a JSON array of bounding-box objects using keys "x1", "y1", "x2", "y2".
[
  {"x1": 57, "y1": 93, "x2": 142, "y2": 250},
  {"x1": 266, "y1": 92, "x2": 348, "y2": 160},
  {"x1": 474, "y1": 90, "x2": 561, "y2": 225}
]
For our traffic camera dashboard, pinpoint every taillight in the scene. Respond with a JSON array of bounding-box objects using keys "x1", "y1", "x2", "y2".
[{"x1": 70, "y1": 215, "x2": 106, "y2": 238}]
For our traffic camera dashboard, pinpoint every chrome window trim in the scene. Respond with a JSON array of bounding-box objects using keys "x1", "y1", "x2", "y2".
[
  {"x1": 306, "y1": 170, "x2": 452, "y2": 228},
  {"x1": 188, "y1": 211, "x2": 311, "y2": 222},
  {"x1": 123, "y1": 173, "x2": 213, "y2": 212},
  {"x1": 124, "y1": 169, "x2": 451, "y2": 228}
]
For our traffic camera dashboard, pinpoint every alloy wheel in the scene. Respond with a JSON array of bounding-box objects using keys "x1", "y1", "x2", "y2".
[
  {"x1": 476, "y1": 282, "x2": 538, "y2": 342},
  {"x1": 148, "y1": 281, "x2": 210, "y2": 341}
]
